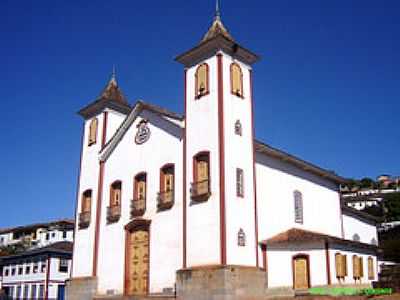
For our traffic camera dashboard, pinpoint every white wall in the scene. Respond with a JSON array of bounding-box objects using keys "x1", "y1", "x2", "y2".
[
  {"x1": 185, "y1": 55, "x2": 222, "y2": 267},
  {"x1": 96, "y1": 110, "x2": 183, "y2": 295},
  {"x1": 256, "y1": 153, "x2": 342, "y2": 243},
  {"x1": 221, "y1": 53, "x2": 257, "y2": 267},
  {"x1": 328, "y1": 245, "x2": 378, "y2": 285},
  {"x1": 342, "y1": 214, "x2": 378, "y2": 245},
  {"x1": 267, "y1": 242, "x2": 328, "y2": 288}
]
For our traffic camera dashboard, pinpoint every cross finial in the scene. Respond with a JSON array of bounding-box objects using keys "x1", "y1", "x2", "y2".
[
  {"x1": 112, "y1": 64, "x2": 116, "y2": 80},
  {"x1": 215, "y1": 0, "x2": 221, "y2": 20}
]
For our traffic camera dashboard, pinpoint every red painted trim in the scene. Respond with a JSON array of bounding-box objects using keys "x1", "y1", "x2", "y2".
[
  {"x1": 325, "y1": 241, "x2": 331, "y2": 285},
  {"x1": 92, "y1": 161, "x2": 105, "y2": 276},
  {"x1": 249, "y1": 70, "x2": 259, "y2": 267},
  {"x1": 183, "y1": 69, "x2": 187, "y2": 268},
  {"x1": 101, "y1": 111, "x2": 108, "y2": 148},
  {"x1": 292, "y1": 254, "x2": 311, "y2": 289},
  {"x1": 44, "y1": 256, "x2": 50, "y2": 300},
  {"x1": 261, "y1": 245, "x2": 268, "y2": 287},
  {"x1": 217, "y1": 53, "x2": 226, "y2": 265},
  {"x1": 71, "y1": 124, "x2": 84, "y2": 276}
]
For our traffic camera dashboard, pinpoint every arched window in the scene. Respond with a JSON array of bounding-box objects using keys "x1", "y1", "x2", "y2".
[
  {"x1": 368, "y1": 256, "x2": 375, "y2": 280},
  {"x1": 230, "y1": 63, "x2": 244, "y2": 97},
  {"x1": 234, "y1": 120, "x2": 242, "y2": 136},
  {"x1": 108, "y1": 181, "x2": 122, "y2": 223},
  {"x1": 294, "y1": 190, "x2": 303, "y2": 224},
  {"x1": 158, "y1": 164, "x2": 175, "y2": 210},
  {"x1": 110, "y1": 181, "x2": 122, "y2": 207},
  {"x1": 352, "y1": 233, "x2": 360, "y2": 242},
  {"x1": 195, "y1": 63, "x2": 209, "y2": 99},
  {"x1": 88, "y1": 118, "x2": 98, "y2": 146},
  {"x1": 79, "y1": 190, "x2": 92, "y2": 229},
  {"x1": 191, "y1": 152, "x2": 211, "y2": 200},
  {"x1": 132, "y1": 173, "x2": 146, "y2": 217},
  {"x1": 81, "y1": 190, "x2": 92, "y2": 213}
]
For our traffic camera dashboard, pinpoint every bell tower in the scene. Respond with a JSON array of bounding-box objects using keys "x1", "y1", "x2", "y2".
[{"x1": 176, "y1": 4, "x2": 260, "y2": 268}]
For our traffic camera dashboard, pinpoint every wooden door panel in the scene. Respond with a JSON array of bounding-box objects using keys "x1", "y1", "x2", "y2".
[
  {"x1": 126, "y1": 230, "x2": 149, "y2": 295},
  {"x1": 294, "y1": 257, "x2": 309, "y2": 290}
]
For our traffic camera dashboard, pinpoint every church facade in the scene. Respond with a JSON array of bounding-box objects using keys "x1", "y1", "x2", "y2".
[{"x1": 67, "y1": 9, "x2": 378, "y2": 300}]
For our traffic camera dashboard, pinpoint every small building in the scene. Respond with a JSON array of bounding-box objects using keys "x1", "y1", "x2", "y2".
[
  {"x1": 0, "y1": 241, "x2": 72, "y2": 300},
  {"x1": 0, "y1": 220, "x2": 74, "y2": 249}
]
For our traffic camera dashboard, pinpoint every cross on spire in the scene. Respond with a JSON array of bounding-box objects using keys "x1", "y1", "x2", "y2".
[{"x1": 215, "y1": 0, "x2": 221, "y2": 19}]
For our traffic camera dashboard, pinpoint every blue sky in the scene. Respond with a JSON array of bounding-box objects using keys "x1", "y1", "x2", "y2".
[{"x1": 0, "y1": 0, "x2": 399, "y2": 227}]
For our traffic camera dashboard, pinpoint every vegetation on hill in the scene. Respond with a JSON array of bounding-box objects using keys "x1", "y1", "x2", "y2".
[{"x1": 0, "y1": 240, "x2": 30, "y2": 257}]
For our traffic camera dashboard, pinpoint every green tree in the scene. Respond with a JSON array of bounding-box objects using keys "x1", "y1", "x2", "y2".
[
  {"x1": 360, "y1": 177, "x2": 375, "y2": 189},
  {"x1": 383, "y1": 192, "x2": 400, "y2": 221}
]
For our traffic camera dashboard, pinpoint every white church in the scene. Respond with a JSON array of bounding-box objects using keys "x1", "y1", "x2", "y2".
[{"x1": 67, "y1": 5, "x2": 379, "y2": 300}]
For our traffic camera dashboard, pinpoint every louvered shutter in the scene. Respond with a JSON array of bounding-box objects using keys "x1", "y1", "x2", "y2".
[
  {"x1": 196, "y1": 64, "x2": 208, "y2": 97},
  {"x1": 231, "y1": 64, "x2": 243, "y2": 96}
]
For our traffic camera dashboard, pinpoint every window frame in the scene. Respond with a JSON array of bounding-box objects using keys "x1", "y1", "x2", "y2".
[
  {"x1": 88, "y1": 117, "x2": 98, "y2": 146},
  {"x1": 131, "y1": 172, "x2": 147, "y2": 217},
  {"x1": 110, "y1": 180, "x2": 122, "y2": 207},
  {"x1": 294, "y1": 190, "x2": 304, "y2": 224},
  {"x1": 368, "y1": 256, "x2": 375, "y2": 280},
  {"x1": 236, "y1": 168, "x2": 244, "y2": 198},
  {"x1": 158, "y1": 164, "x2": 175, "y2": 211},
  {"x1": 194, "y1": 63, "x2": 210, "y2": 99},
  {"x1": 230, "y1": 62, "x2": 244, "y2": 98},
  {"x1": 191, "y1": 151, "x2": 211, "y2": 201},
  {"x1": 59, "y1": 258, "x2": 69, "y2": 273}
]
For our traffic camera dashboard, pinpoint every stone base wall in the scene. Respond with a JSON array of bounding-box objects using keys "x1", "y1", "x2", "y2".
[
  {"x1": 176, "y1": 265, "x2": 267, "y2": 300},
  {"x1": 373, "y1": 264, "x2": 400, "y2": 292},
  {"x1": 65, "y1": 276, "x2": 98, "y2": 300}
]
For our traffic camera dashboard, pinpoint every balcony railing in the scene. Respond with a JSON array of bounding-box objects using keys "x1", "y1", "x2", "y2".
[
  {"x1": 78, "y1": 211, "x2": 91, "y2": 229},
  {"x1": 190, "y1": 179, "x2": 211, "y2": 202},
  {"x1": 157, "y1": 190, "x2": 174, "y2": 211},
  {"x1": 131, "y1": 197, "x2": 146, "y2": 218},
  {"x1": 106, "y1": 205, "x2": 121, "y2": 223}
]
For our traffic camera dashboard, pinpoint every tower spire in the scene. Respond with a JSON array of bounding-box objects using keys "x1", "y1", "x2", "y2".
[
  {"x1": 215, "y1": 0, "x2": 221, "y2": 20},
  {"x1": 112, "y1": 64, "x2": 116, "y2": 80}
]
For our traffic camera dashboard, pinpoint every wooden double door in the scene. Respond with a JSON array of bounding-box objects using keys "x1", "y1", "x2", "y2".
[
  {"x1": 125, "y1": 228, "x2": 149, "y2": 296},
  {"x1": 293, "y1": 255, "x2": 310, "y2": 290}
]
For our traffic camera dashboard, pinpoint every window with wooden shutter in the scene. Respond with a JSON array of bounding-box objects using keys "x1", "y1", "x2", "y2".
[
  {"x1": 191, "y1": 152, "x2": 210, "y2": 199},
  {"x1": 88, "y1": 118, "x2": 98, "y2": 146},
  {"x1": 359, "y1": 257, "x2": 364, "y2": 278},
  {"x1": 231, "y1": 63, "x2": 244, "y2": 97},
  {"x1": 343, "y1": 254, "x2": 348, "y2": 276},
  {"x1": 368, "y1": 257, "x2": 374, "y2": 280},
  {"x1": 353, "y1": 255, "x2": 361, "y2": 279},
  {"x1": 82, "y1": 190, "x2": 92, "y2": 213},
  {"x1": 132, "y1": 173, "x2": 147, "y2": 217},
  {"x1": 110, "y1": 181, "x2": 122, "y2": 207},
  {"x1": 158, "y1": 165, "x2": 175, "y2": 209},
  {"x1": 195, "y1": 63, "x2": 209, "y2": 99},
  {"x1": 294, "y1": 190, "x2": 304, "y2": 224},
  {"x1": 236, "y1": 168, "x2": 244, "y2": 197},
  {"x1": 335, "y1": 253, "x2": 346, "y2": 278}
]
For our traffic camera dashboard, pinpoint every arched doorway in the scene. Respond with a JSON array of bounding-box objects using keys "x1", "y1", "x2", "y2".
[
  {"x1": 292, "y1": 254, "x2": 310, "y2": 290},
  {"x1": 124, "y1": 219, "x2": 151, "y2": 296}
]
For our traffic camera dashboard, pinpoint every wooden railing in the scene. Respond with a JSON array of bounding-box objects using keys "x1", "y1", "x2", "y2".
[
  {"x1": 190, "y1": 179, "x2": 211, "y2": 201},
  {"x1": 131, "y1": 197, "x2": 146, "y2": 218},
  {"x1": 106, "y1": 205, "x2": 121, "y2": 223},
  {"x1": 78, "y1": 211, "x2": 91, "y2": 229},
  {"x1": 157, "y1": 190, "x2": 174, "y2": 211}
]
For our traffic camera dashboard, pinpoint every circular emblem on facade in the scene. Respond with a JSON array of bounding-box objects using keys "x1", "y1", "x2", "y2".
[{"x1": 135, "y1": 120, "x2": 151, "y2": 145}]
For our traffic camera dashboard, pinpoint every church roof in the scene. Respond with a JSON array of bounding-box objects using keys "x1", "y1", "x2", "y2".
[
  {"x1": 260, "y1": 228, "x2": 378, "y2": 251},
  {"x1": 78, "y1": 74, "x2": 131, "y2": 119},
  {"x1": 175, "y1": 10, "x2": 259, "y2": 67},
  {"x1": 201, "y1": 14, "x2": 234, "y2": 43}
]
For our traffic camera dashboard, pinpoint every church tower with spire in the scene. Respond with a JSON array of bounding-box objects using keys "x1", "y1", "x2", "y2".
[
  {"x1": 73, "y1": 71, "x2": 130, "y2": 278},
  {"x1": 176, "y1": 4, "x2": 260, "y2": 268}
]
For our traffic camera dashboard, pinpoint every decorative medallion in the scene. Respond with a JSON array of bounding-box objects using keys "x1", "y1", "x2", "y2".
[{"x1": 135, "y1": 120, "x2": 151, "y2": 145}]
